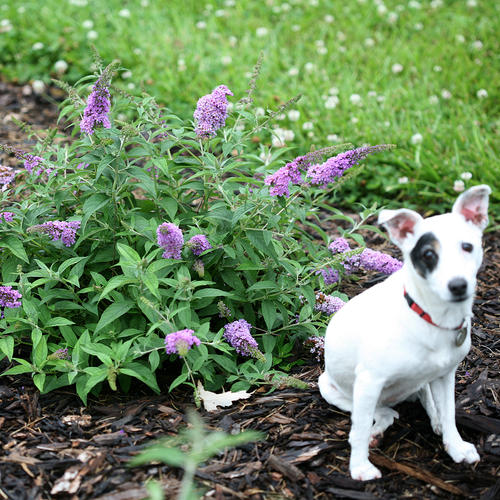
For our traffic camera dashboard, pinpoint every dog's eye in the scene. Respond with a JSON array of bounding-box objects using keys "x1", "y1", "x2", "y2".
[
  {"x1": 423, "y1": 249, "x2": 436, "y2": 261},
  {"x1": 462, "y1": 242, "x2": 473, "y2": 253}
]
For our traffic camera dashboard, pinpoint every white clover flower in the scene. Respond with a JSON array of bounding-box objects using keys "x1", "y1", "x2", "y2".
[
  {"x1": 430, "y1": 0, "x2": 443, "y2": 8},
  {"x1": 259, "y1": 150, "x2": 272, "y2": 165},
  {"x1": 226, "y1": 102, "x2": 234, "y2": 112},
  {"x1": 17, "y1": 6, "x2": 26, "y2": 13},
  {"x1": 367, "y1": 90, "x2": 377, "y2": 98},
  {"x1": 235, "y1": 123, "x2": 245, "y2": 131},
  {"x1": 433, "y1": 65, "x2": 442, "y2": 72},
  {"x1": 337, "y1": 31, "x2": 346, "y2": 42},
  {"x1": 276, "y1": 113, "x2": 286, "y2": 121},
  {"x1": 324, "y1": 14, "x2": 334, "y2": 23},
  {"x1": 291, "y1": 24, "x2": 300, "y2": 32},
  {"x1": 460, "y1": 172, "x2": 473, "y2": 180},
  {"x1": 414, "y1": 22, "x2": 423, "y2": 31},
  {"x1": 327, "y1": 134, "x2": 341, "y2": 143},
  {"x1": 256, "y1": 27, "x2": 268, "y2": 37},
  {"x1": 32, "y1": 42, "x2": 44, "y2": 50},
  {"x1": 309, "y1": 0, "x2": 319, "y2": 6},
  {"x1": 221, "y1": 55, "x2": 232, "y2": 66},
  {"x1": 351, "y1": 117, "x2": 359, "y2": 124},
  {"x1": 304, "y1": 62, "x2": 315, "y2": 73},
  {"x1": 178, "y1": 58, "x2": 186, "y2": 71},
  {"x1": 349, "y1": 94, "x2": 362, "y2": 106},
  {"x1": 69, "y1": 0, "x2": 88, "y2": 5},
  {"x1": 325, "y1": 95, "x2": 339, "y2": 109},
  {"x1": 54, "y1": 60, "x2": 68, "y2": 73},
  {"x1": 288, "y1": 110, "x2": 300, "y2": 121},
  {"x1": 317, "y1": 46, "x2": 328, "y2": 55},
  {"x1": 441, "y1": 89, "x2": 452, "y2": 99},
  {"x1": 282, "y1": 3, "x2": 291, "y2": 12},
  {"x1": 456, "y1": 34, "x2": 465, "y2": 43},
  {"x1": 466, "y1": 0, "x2": 477, "y2": 6},
  {"x1": 82, "y1": 20, "x2": 93, "y2": 29},
  {"x1": 127, "y1": 83, "x2": 135, "y2": 90},
  {"x1": 476, "y1": 89, "x2": 488, "y2": 99},
  {"x1": 410, "y1": 133, "x2": 423, "y2": 145},
  {"x1": 391, "y1": 63, "x2": 404, "y2": 74},
  {"x1": 119, "y1": 8, "x2": 131, "y2": 18},
  {"x1": 453, "y1": 180, "x2": 465, "y2": 192},
  {"x1": 377, "y1": 95, "x2": 386, "y2": 103},
  {"x1": 329, "y1": 86, "x2": 339, "y2": 95},
  {"x1": 215, "y1": 9, "x2": 226, "y2": 17},
  {"x1": 307, "y1": 131, "x2": 315, "y2": 138},
  {"x1": 272, "y1": 128, "x2": 286, "y2": 147},
  {"x1": 398, "y1": 176, "x2": 409, "y2": 184},
  {"x1": 225, "y1": 0, "x2": 236, "y2": 6},
  {"x1": 87, "y1": 30, "x2": 98, "y2": 40},
  {"x1": 255, "y1": 107, "x2": 265, "y2": 117},
  {"x1": 302, "y1": 121, "x2": 314, "y2": 131},
  {"x1": 141, "y1": 0, "x2": 150, "y2": 6},
  {"x1": 408, "y1": 1, "x2": 421, "y2": 8},
  {"x1": 288, "y1": 67, "x2": 299, "y2": 76},
  {"x1": 315, "y1": 40, "x2": 325, "y2": 47},
  {"x1": 32, "y1": 80, "x2": 46, "y2": 94},
  {"x1": 377, "y1": 4, "x2": 388, "y2": 15},
  {"x1": 0, "y1": 19, "x2": 12, "y2": 31},
  {"x1": 429, "y1": 95, "x2": 439, "y2": 104},
  {"x1": 364, "y1": 37, "x2": 375, "y2": 47},
  {"x1": 122, "y1": 70, "x2": 132, "y2": 79},
  {"x1": 339, "y1": 46, "x2": 346, "y2": 53},
  {"x1": 472, "y1": 40, "x2": 483, "y2": 50},
  {"x1": 283, "y1": 129, "x2": 295, "y2": 142},
  {"x1": 228, "y1": 35, "x2": 237, "y2": 47},
  {"x1": 272, "y1": 5, "x2": 281, "y2": 13},
  {"x1": 387, "y1": 12, "x2": 398, "y2": 24},
  {"x1": 196, "y1": 21, "x2": 207, "y2": 29}
]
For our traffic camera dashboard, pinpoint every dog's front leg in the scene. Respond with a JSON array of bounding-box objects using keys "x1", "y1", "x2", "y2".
[
  {"x1": 430, "y1": 370, "x2": 480, "y2": 464},
  {"x1": 349, "y1": 371, "x2": 384, "y2": 480}
]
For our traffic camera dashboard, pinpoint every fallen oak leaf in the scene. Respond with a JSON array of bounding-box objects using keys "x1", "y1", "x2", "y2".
[{"x1": 197, "y1": 381, "x2": 252, "y2": 412}]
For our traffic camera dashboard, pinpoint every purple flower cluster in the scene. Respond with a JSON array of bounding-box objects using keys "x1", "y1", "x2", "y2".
[
  {"x1": 306, "y1": 145, "x2": 391, "y2": 187},
  {"x1": 0, "y1": 285, "x2": 22, "y2": 318},
  {"x1": 329, "y1": 237, "x2": 350, "y2": 254},
  {"x1": 157, "y1": 222, "x2": 184, "y2": 259},
  {"x1": 360, "y1": 248, "x2": 403, "y2": 274},
  {"x1": 164, "y1": 329, "x2": 201, "y2": 357},
  {"x1": 32, "y1": 220, "x2": 81, "y2": 247},
  {"x1": 48, "y1": 348, "x2": 70, "y2": 360},
  {"x1": 0, "y1": 212, "x2": 14, "y2": 222},
  {"x1": 187, "y1": 234, "x2": 212, "y2": 256},
  {"x1": 0, "y1": 165, "x2": 15, "y2": 186},
  {"x1": 80, "y1": 77, "x2": 112, "y2": 135},
  {"x1": 194, "y1": 84, "x2": 233, "y2": 138},
  {"x1": 223, "y1": 319, "x2": 259, "y2": 357},
  {"x1": 264, "y1": 158, "x2": 303, "y2": 197},
  {"x1": 314, "y1": 292, "x2": 346, "y2": 315},
  {"x1": 24, "y1": 154, "x2": 44, "y2": 175},
  {"x1": 303, "y1": 336, "x2": 325, "y2": 362},
  {"x1": 319, "y1": 267, "x2": 340, "y2": 285}
]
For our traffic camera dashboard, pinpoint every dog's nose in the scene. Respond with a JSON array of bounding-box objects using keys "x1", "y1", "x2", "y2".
[{"x1": 448, "y1": 278, "x2": 468, "y2": 297}]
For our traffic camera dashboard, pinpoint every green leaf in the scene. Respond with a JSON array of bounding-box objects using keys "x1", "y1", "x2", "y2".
[
  {"x1": 119, "y1": 362, "x2": 160, "y2": 393},
  {"x1": 117, "y1": 243, "x2": 141, "y2": 264},
  {"x1": 45, "y1": 317, "x2": 75, "y2": 328},
  {"x1": 1, "y1": 362, "x2": 34, "y2": 376},
  {"x1": 2, "y1": 236, "x2": 29, "y2": 263},
  {"x1": 94, "y1": 300, "x2": 134, "y2": 334},
  {"x1": 129, "y1": 444, "x2": 186, "y2": 467},
  {"x1": 98, "y1": 276, "x2": 139, "y2": 302},
  {"x1": 80, "y1": 194, "x2": 110, "y2": 233},
  {"x1": 261, "y1": 300, "x2": 276, "y2": 331},
  {"x1": 0, "y1": 336, "x2": 14, "y2": 361},
  {"x1": 193, "y1": 288, "x2": 234, "y2": 299}
]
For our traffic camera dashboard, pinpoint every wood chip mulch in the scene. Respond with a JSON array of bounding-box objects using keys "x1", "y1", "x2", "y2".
[{"x1": 0, "y1": 81, "x2": 499, "y2": 499}]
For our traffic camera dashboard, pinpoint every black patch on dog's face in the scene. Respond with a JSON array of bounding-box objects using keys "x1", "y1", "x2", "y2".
[{"x1": 410, "y1": 232, "x2": 440, "y2": 278}]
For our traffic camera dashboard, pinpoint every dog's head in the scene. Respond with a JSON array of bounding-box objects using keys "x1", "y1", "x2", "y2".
[{"x1": 378, "y1": 185, "x2": 491, "y2": 303}]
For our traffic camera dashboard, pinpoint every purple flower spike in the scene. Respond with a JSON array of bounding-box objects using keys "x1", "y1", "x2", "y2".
[
  {"x1": 329, "y1": 237, "x2": 350, "y2": 254},
  {"x1": 0, "y1": 165, "x2": 15, "y2": 186},
  {"x1": 306, "y1": 145, "x2": 391, "y2": 187},
  {"x1": 187, "y1": 234, "x2": 212, "y2": 256},
  {"x1": 360, "y1": 248, "x2": 403, "y2": 274},
  {"x1": 24, "y1": 154, "x2": 44, "y2": 175},
  {"x1": 314, "y1": 292, "x2": 346, "y2": 315},
  {"x1": 164, "y1": 329, "x2": 201, "y2": 357},
  {"x1": 0, "y1": 212, "x2": 14, "y2": 223},
  {"x1": 157, "y1": 222, "x2": 184, "y2": 259},
  {"x1": 30, "y1": 220, "x2": 80, "y2": 247},
  {"x1": 0, "y1": 285, "x2": 22, "y2": 318},
  {"x1": 223, "y1": 319, "x2": 261, "y2": 358},
  {"x1": 80, "y1": 77, "x2": 112, "y2": 135},
  {"x1": 194, "y1": 84, "x2": 233, "y2": 138},
  {"x1": 319, "y1": 267, "x2": 340, "y2": 285}
]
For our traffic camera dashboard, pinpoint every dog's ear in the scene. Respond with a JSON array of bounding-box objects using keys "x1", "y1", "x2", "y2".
[
  {"x1": 452, "y1": 184, "x2": 491, "y2": 231},
  {"x1": 378, "y1": 209, "x2": 423, "y2": 248}
]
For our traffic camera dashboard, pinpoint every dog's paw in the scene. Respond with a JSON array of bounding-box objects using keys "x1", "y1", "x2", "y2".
[
  {"x1": 350, "y1": 462, "x2": 382, "y2": 481},
  {"x1": 445, "y1": 440, "x2": 480, "y2": 464}
]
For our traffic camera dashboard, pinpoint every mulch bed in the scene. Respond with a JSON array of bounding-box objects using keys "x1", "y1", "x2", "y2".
[{"x1": 0, "y1": 82, "x2": 499, "y2": 499}]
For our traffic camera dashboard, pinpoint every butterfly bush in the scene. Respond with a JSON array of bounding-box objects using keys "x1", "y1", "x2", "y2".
[
  {"x1": 24, "y1": 154, "x2": 44, "y2": 175},
  {"x1": 319, "y1": 267, "x2": 340, "y2": 285},
  {"x1": 80, "y1": 76, "x2": 112, "y2": 135},
  {"x1": 314, "y1": 292, "x2": 346, "y2": 315},
  {"x1": 29, "y1": 220, "x2": 80, "y2": 246},
  {"x1": 0, "y1": 165, "x2": 15, "y2": 186},
  {"x1": 0, "y1": 212, "x2": 14, "y2": 222},
  {"x1": 157, "y1": 222, "x2": 184, "y2": 259},
  {"x1": 304, "y1": 336, "x2": 325, "y2": 362},
  {"x1": 223, "y1": 319, "x2": 262, "y2": 358},
  {"x1": 360, "y1": 248, "x2": 403, "y2": 274},
  {"x1": 0, "y1": 286, "x2": 22, "y2": 318},
  {"x1": 187, "y1": 234, "x2": 212, "y2": 256},
  {"x1": 194, "y1": 84, "x2": 233, "y2": 138},
  {"x1": 329, "y1": 237, "x2": 350, "y2": 254},
  {"x1": 164, "y1": 329, "x2": 201, "y2": 357}
]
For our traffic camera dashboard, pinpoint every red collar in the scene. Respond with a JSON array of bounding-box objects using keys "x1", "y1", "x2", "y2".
[{"x1": 403, "y1": 288, "x2": 465, "y2": 331}]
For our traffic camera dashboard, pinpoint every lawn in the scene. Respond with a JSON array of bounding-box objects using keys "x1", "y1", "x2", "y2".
[{"x1": 1, "y1": 0, "x2": 498, "y2": 214}]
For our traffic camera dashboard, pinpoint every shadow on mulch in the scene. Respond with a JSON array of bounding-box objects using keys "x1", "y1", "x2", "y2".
[{"x1": 0, "y1": 81, "x2": 499, "y2": 499}]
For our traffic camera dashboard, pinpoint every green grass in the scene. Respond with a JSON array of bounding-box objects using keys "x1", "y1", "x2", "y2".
[{"x1": 1, "y1": 0, "x2": 498, "y2": 216}]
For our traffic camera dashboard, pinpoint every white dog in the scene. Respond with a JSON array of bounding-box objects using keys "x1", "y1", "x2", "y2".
[{"x1": 319, "y1": 184, "x2": 491, "y2": 481}]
